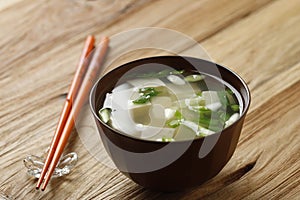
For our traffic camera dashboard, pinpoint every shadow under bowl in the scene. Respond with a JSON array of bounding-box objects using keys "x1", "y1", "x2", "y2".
[{"x1": 90, "y1": 56, "x2": 251, "y2": 192}]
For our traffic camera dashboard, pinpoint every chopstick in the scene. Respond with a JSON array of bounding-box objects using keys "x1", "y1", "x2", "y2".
[
  {"x1": 36, "y1": 36, "x2": 109, "y2": 191},
  {"x1": 36, "y1": 35, "x2": 95, "y2": 190}
]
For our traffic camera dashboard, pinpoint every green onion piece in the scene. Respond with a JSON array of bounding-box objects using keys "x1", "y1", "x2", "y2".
[
  {"x1": 217, "y1": 91, "x2": 228, "y2": 106},
  {"x1": 139, "y1": 87, "x2": 154, "y2": 93},
  {"x1": 199, "y1": 115, "x2": 217, "y2": 126},
  {"x1": 170, "y1": 70, "x2": 184, "y2": 75},
  {"x1": 230, "y1": 104, "x2": 240, "y2": 112},
  {"x1": 226, "y1": 88, "x2": 233, "y2": 95},
  {"x1": 139, "y1": 87, "x2": 160, "y2": 97},
  {"x1": 157, "y1": 69, "x2": 171, "y2": 77},
  {"x1": 226, "y1": 91, "x2": 236, "y2": 105},
  {"x1": 197, "y1": 104, "x2": 234, "y2": 132},
  {"x1": 184, "y1": 74, "x2": 205, "y2": 82},
  {"x1": 219, "y1": 111, "x2": 231, "y2": 122},
  {"x1": 161, "y1": 137, "x2": 175, "y2": 142},
  {"x1": 198, "y1": 117, "x2": 211, "y2": 128},
  {"x1": 167, "y1": 120, "x2": 181, "y2": 128},
  {"x1": 166, "y1": 110, "x2": 184, "y2": 128},
  {"x1": 196, "y1": 91, "x2": 202, "y2": 96},
  {"x1": 133, "y1": 87, "x2": 160, "y2": 104},
  {"x1": 99, "y1": 108, "x2": 112, "y2": 123},
  {"x1": 197, "y1": 107, "x2": 212, "y2": 117},
  {"x1": 129, "y1": 69, "x2": 184, "y2": 78},
  {"x1": 199, "y1": 121, "x2": 223, "y2": 132},
  {"x1": 132, "y1": 95, "x2": 151, "y2": 104},
  {"x1": 174, "y1": 110, "x2": 184, "y2": 120},
  {"x1": 197, "y1": 132, "x2": 207, "y2": 138}
]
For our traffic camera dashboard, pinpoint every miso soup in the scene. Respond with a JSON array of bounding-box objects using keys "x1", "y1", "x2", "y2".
[{"x1": 98, "y1": 69, "x2": 242, "y2": 142}]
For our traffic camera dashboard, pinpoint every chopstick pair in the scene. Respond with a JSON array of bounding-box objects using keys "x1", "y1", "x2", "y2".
[{"x1": 36, "y1": 35, "x2": 109, "y2": 191}]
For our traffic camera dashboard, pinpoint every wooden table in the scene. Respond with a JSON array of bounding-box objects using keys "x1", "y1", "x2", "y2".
[{"x1": 1, "y1": 0, "x2": 299, "y2": 199}]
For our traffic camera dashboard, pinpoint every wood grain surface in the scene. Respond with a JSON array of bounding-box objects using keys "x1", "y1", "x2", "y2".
[{"x1": 0, "y1": 0, "x2": 299, "y2": 199}]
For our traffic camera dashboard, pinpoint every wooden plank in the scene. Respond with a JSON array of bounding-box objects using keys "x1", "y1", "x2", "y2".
[
  {"x1": 200, "y1": 0, "x2": 300, "y2": 110},
  {"x1": 0, "y1": 0, "x2": 299, "y2": 199},
  {"x1": 0, "y1": 0, "x2": 24, "y2": 12},
  {"x1": 98, "y1": 0, "x2": 300, "y2": 198},
  {"x1": 204, "y1": 79, "x2": 300, "y2": 200}
]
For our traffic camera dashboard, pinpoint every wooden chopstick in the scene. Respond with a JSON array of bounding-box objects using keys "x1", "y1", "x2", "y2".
[
  {"x1": 40, "y1": 36, "x2": 109, "y2": 191},
  {"x1": 36, "y1": 35, "x2": 95, "y2": 190}
]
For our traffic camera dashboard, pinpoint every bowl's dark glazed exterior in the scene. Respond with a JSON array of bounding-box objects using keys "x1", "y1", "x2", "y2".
[{"x1": 90, "y1": 56, "x2": 251, "y2": 191}]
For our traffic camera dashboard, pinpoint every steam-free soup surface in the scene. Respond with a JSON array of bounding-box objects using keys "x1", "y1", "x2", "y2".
[{"x1": 99, "y1": 70, "x2": 242, "y2": 142}]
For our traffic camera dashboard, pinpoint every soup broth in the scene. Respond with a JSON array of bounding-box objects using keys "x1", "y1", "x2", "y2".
[{"x1": 99, "y1": 69, "x2": 242, "y2": 142}]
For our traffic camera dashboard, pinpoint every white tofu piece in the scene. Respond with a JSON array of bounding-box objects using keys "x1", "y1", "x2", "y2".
[
  {"x1": 110, "y1": 88, "x2": 146, "y2": 136},
  {"x1": 112, "y1": 83, "x2": 132, "y2": 92},
  {"x1": 185, "y1": 96, "x2": 205, "y2": 107},
  {"x1": 148, "y1": 104, "x2": 167, "y2": 127},
  {"x1": 167, "y1": 75, "x2": 185, "y2": 85},
  {"x1": 166, "y1": 83, "x2": 195, "y2": 100},
  {"x1": 136, "y1": 124, "x2": 175, "y2": 140},
  {"x1": 202, "y1": 91, "x2": 220, "y2": 105},
  {"x1": 111, "y1": 107, "x2": 139, "y2": 136},
  {"x1": 174, "y1": 124, "x2": 197, "y2": 140},
  {"x1": 206, "y1": 102, "x2": 222, "y2": 112},
  {"x1": 181, "y1": 120, "x2": 199, "y2": 133},
  {"x1": 128, "y1": 101, "x2": 151, "y2": 124},
  {"x1": 164, "y1": 108, "x2": 176, "y2": 120},
  {"x1": 225, "y1": 113, "x2": 240, "y2": 128},
  {"x1": 180, "y1": 120, "x2": 215, "y2": 136},
  {"x1": 103, "y1": 93, "x2": 112, "y2": 108},
  {"x1": 111, "y1": 88, "x2": 134, "y2": 108},
  {"x1": 198, "y1": 126, "x2": 215, "y2": 136},
  {"x1": 151, "y1": 96, "x2": 172, "y2": 107}
]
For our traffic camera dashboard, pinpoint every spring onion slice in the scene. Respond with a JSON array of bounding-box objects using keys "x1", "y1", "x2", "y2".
[
  {"x1": 99, "y1": 108, "x2": 112, "y2": 123},
  {"x1": 184, "y1": 74, "x2": 205, "y2": 82}
]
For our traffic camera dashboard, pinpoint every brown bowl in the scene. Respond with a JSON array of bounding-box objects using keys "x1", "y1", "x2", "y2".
[{"x1": 90, "y1": 56, "x2": 251, "y2": 192}]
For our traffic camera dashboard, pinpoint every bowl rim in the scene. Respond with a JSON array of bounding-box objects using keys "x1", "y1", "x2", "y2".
[{"x1": 89, "y1": 55, "x2": 251, "y2": 144}]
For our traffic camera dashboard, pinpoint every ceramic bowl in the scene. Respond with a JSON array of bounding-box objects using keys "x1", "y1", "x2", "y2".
[{"x1": 90, "y1": 56, "x2": 251, "y2": 191}]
